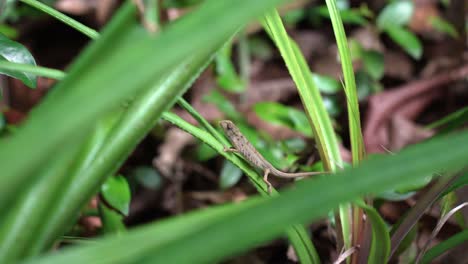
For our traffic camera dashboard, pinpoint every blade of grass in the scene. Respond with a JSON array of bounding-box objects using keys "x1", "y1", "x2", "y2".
[
  {"x1": 420, "y1": 229, "x2": 468, "y2": 264},
  {"x1": 20, "y1": 0, "x2": 99, "y2": 39},
  {"x1": 261, "y1": 8, "x2": 351, "y2": 251},
  {"x1": 0, "y1": 61, "x2": 65, "y2": 80},
  {"x1": 325, "y1": 1, "x2": 366, "y2": 258}
]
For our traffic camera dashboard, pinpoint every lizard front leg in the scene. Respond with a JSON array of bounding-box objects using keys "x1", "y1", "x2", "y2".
[
  {"x1": 263, "y1": 168, "x2": 273, "y2": 193},
  {"x1": 223, "y1": 146, "x2": 239, "y2": 153}
]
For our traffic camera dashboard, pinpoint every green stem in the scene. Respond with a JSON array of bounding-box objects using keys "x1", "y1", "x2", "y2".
[{"x1": 20, "y1": 0, "x2": 99, "y2": 39}]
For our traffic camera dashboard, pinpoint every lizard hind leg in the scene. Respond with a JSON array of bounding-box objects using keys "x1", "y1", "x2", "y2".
[{"x1": 263, "y1": 169, "x2": 273, "y2": 194}]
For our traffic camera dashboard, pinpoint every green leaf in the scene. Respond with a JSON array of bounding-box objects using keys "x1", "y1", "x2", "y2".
[
  {"x1": 377, "y1": 0, "x2": 414, "y2": 30},
  {"x1": 384, "y1": 26, "x2": 423, "y2": 59},
  {"x1": 215, "y1": 43, "x2": 245, "y2": 93},
  {"x1": 426, "y1": 107, "x2": 468, "y2": 136},
  {"x1": 203, "y1": 90, "x2": 242, "y2": 120},
  {"x1": 0, "y1": 33, "x2": 37, "y2": 88},
  {"x1": 99, "y1": 203, "x2": 126, "y2": 234},
  {"x1": 312, "y1": 73, "x2": 341, "y2": 94},
  {"x1": 355, "y1": 71, "x2": 381, "y2": 100},
  {"x1": 219, "y1": 160, "x2": 243, "y2": 189},
  {"x1": 253, "y1": 101, "x2": 312, "y2": 136},
  {"x1": 132, "y1": 167, "x2": 162, "y2": 190},
  {"x1": 441, "y1": 170, "x2": 468, "y2": 196},
  {"x1": 282, "y1": 9, "x2": 306, "y2": 25},
  {"x1": 101, "y1": 175, "x2": 131, "y2": 216},
  {"x1": 322, "y1": 96, "x2": 342, "y2": 117},
  {"x1": 356, "y1": 201, "x2": 390, "y2": 263},
  {"x1": 195, "y1": 142, "x2": 219, "y2": 162},
  {"x1": 429, "y1": 15, "x2": 459, "y2": 38},
  {"x1": 362, "y1": 50, "x2": 384, "y2": 80},
  {"x1": 248, "y1": 37, "x2": 273, "y2": 60},
  {"x1": 339, "y1": 9, "x2": 368, "y2": 25}
]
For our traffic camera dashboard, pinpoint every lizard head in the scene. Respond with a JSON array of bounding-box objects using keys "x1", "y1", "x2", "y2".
[{"x1": 219, "y1": 120, "x2": 235, "y2": 132}]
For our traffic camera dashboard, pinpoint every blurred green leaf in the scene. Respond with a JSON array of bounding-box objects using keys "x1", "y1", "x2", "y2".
[
  {"x1": 282, "y1": 9, "x2": 305, "y2": 25},
  {"x1": 253, "y1": 101, "x2": 312, "y2": 136},
  {"x1": 101, "y1": 175, "x2": 131, "y2": 216},
  {"x1": 0, "y1": 33, "x2": 36, "y2": 88},
  {"x1": 355, "y1": 71, "x2": 382, "y2": 100},
  {"x1": 312, "y1": 73, "x2": 341, "y2": 94},
  {"x1": 132, "y1": 167, "x2": 162, "y2": 190},
  {"x1": 396, "y1": 174, "x2": 432, "y2": 193},
  {"x1": 377, "y1": 0, "x2": 413, "y2": 30},
  {"x1": 385, "y1": 26, "x2": 422, "y2": 59},
  {"x1": 441, "y1": 170, "x2": 468, "y2": 196},
  {"x1": 203, "y1": 90, "x2": 242, "y2": 120},
  {"x1": 195, "y1": 142, "x2": 218, "y2": 162},
  {"x1": 0, "y1": 25, "x2": 18, "y2": 39},
  {"x1": 215, "y1": 43, "x2": 245, "y2": 93},
  {"x1": 219, "y1": 160, "x2": 243, "y2": 189},
  {"x1": 281, "y1": 138, "x2": 306, "y2": 153},
  {"x1": 339, "y1": 9, "x2": 368, "y2": 25},
  {"x1": 426, "y1": 107, "x2": 468, "y2": 135},
  {"x1": 377, "y1": 190, "x2": 416, "y2": 201},
  {"x1": 248, "y1": 37, "x2": 273, "y2": 60},
  {"x1": 312, "y1": 6, "x2": 367, "y2": 25},
  {"x1": 429, "y1": 16, "x2": 458, "y2": 38},
  {"x1": 162, "y1": 0, "x2": 203, "y2": 8},
  {"x1": 322, "y1": 96, "x2": 342, "y2": 117},
  {"x1": 99, "y1": 203, "x2": 126, "y2": 235},
  {"x1": 362, "y1": 50, "x2": 384, "y2": 80}
]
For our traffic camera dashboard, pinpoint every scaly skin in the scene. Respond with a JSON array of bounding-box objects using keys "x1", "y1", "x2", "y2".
[{"x1": 219, "y1": 120, "x2": 324, "y2": 192}]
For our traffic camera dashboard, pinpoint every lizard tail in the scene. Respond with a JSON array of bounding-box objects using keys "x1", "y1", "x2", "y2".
[{"x1": 271, "y1": 168, "x2": 325, "y2": 178}]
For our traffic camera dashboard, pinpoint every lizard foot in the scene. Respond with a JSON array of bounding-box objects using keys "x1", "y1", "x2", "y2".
[
  {"x1": 223, "y1": 146, "x2": 238, "y2": 153},
  {"x1": 263, "y1": 169, "x2": 273, "y2": 194}
]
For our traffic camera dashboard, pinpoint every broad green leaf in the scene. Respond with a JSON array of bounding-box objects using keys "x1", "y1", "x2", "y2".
[
  {"x1": 0, "y1": 0, "x2": 290, "y2": 209},
  {"x1": 253, "y1": 101, "x2": 312, "y2": 136},
  {"x1": 101, "y1": 175, "x2": 131, "y2": 216},
  {"x1": 0, "y1": 33, "x2": 36, "y2": 88},
  {"x1": 362, "y1": 50, "x2": 384, "y2": 80},
  {"x1": 24, "y1": 130, "x2": 468, "y2": 264},
  {"x1": 132, "y1": 167, "x2": 162, "y2": 190},
  {"x1": 219, "y1": 160, "x2": 243, "y2": 189},
  {"x1": 377, "y1": 0, "x2": 413, "y2": 30},
  {"x1": 312, "y1": 74, "x2": 341, "y2": 94},
  {"x1": 385, "y1": 26, "x2": 423, "y2": 59}
]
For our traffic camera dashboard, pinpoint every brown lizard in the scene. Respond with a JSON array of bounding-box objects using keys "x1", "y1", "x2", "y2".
[{"x1": 220, "y1": 120, "x2": 325, "y2": 193}]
